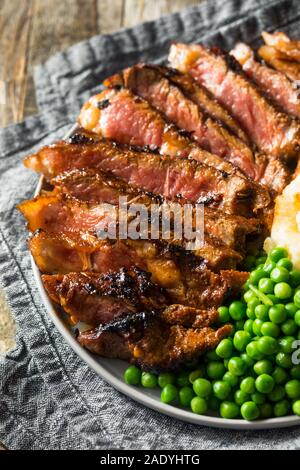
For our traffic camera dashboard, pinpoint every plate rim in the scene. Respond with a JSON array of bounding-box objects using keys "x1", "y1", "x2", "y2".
[{"x1": 31, "y1": 125, "x2": 300, "y2": 431}]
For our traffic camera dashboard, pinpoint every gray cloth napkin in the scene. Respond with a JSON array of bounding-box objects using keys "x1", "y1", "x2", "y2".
[{"x1": 1, "y1": 0, "x2": 300, "y2": 450}]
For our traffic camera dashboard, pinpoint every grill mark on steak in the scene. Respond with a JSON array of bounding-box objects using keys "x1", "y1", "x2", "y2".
[
  {"x1": 231, "y1": 43, "x2": 300, "y2": 120},
  {"x1": 24, "y1": 136, "x2": 263, "y2": 218},
  {"x1": 108, "y1": 63, "x2": 263, "y2": 182},
  {"x1": 42, "y1": 268, "x2": 167, "y2": 326},
  {"x1": 77, "y1": 305, "x2": 232, "y2": 372},
  {"x1": 168, "y1": 43, "x2": 300, "y2": 161}
]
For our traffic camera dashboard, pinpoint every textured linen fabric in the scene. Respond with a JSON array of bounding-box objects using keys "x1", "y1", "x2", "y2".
[{"x1": 1, "y1": 0, "x2": 300, "y2": 450}]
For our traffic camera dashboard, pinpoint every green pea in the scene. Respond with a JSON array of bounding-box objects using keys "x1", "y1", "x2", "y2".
[
  {"x1": 190, "y1": 397, "x2": 207, "y2": 414},
  {"x1": 229, "y1": 300, "x2": 247, "y2": 320},
  {"x1": 252, "y1": 319, "x2": 263, "y2": 336},
  {"x1": 161, "y1": 384, "x2": 178, "y2": 404},
  {"x1": 233, "y1": 331, "x2": 251, "y2": 351},
  {"x1": 234, "y1": 389, "x2": 251, "y2": 406},
  {"x1": 270, "y1": 266, "x2": 290, "y2": 283},
  {"x1": 216, "y1": 338, "x2": 233, "y2": 359},
  {"x1": 179, "y1": 386, "x2": 195, "y2": 407},
  {"x1": 261, "y1": 322, "x2": 280, "y2": 338},
  {"x1": 220, "y1": 401, "x2": 240, "y2": 419},
  {"x1": 285, "y1": 303, "x2": 298, "y2": 318},
  {"x1": 208, "y1": 396, "x2": 221, "y2": 411},
  {"x1": 269, "y1": 247, "x2": 288, "y2": 263},
  {"x1": 124, "y1": 365, "x2": 141, "y2": 385},
  {"x1": 240, "y1": 401, "x2": 260, "y2": 420},
  {"x1": 268, "y1": 385, "x2": 286, "y2": 402},
  {"x1": 258, "y1": 278, "x2": 274, "y2": 294},
  {"x1": 277, "y1": 258, "x2": 293, "y2": 271},
  {"x1": 290, "y1": 365, "x2": 300, "y2": 380},
  {"x1": 267, "y1": 294, "x2": 280, "y2": 305},
  {"x1": 228, "y1": 357, "x2": 247, "y2": 376},
  {"x1": 279, "y1": 336, "x2": 296, "y2": 354},
  {"x1": 263, "y1": 259, "x2": 276, "y2": 274},
  {"x1": 272, "y1": 366, "x2": 289, "y2": 385},
  {"x1": 213, "y1": 381, "x2": 231, "y2": 400},
  {"x1": 206, "y1": 361, "x2": 226, "y2": 380},
  {"x1": 244, "y1": 319, "x2": 254, "y2": 335},
  {"x1": 193, "y1": 378, "x2": 212, "y2": 398},
  {"x1": 269, "y1": 304, "x2": 287, "y2": 324},
  {"x1": 189, "y1": 369, "x2": 205, "y2": 384},
  {"x1": 290, "y1": 270, "x2": 300, "y2": 288},
  {"x1": 253, "y1": 359, "x2": 273, "y2": 375},
  {"x1": 256, "y1": 256, "x2": 267, "y2": 266},
  {"x1": 292, "y1": 400, "x2": 300, "y2": 416},
  {"x1": 251, "y1": 392, "x2": 266, "y2": 405},
  {"x1": 158, "y1": 372, "x2": 176, "y2": 388},
  {"x1": 255, "y1": 304, "x2": 269, "y2": 321},
  {"x1": 273, "y1": 399, "x2": 290, "y2": 417},
  {"x1": 281, "y1": 319, "x2": 297, "y2": 336},
  {"x1": 295, "y1": 311, "x2": 300, "y2": 327},
  {"x1": 223, "y1": 371, "x2": 239, "y2": 387},
  {"x1": 176, "y1": 371, "x2": 190, "y2": 388},
  {"x1": 274, "y1": 282, "x2": 292, "y2": 300},
  {"x1": 260, "y1": 403, "x2": 273, "y2": 418},
  {"x1": 276, "y1": 352, "x2": 293, "y2": 369},
  {"x1": 285, "y1": 380, "x2": 300, "y2": 399},
  {"x1": 141, "y1": 372, "x2": 158, "y2": 388},
  {"x1": 257, "y1": 336, "x2": 279, "y2": 356},
  {"x1": 255, "y1": 374, "x2": 274, "y2": 394},
  {"x1": 249, "y1": 269, "x2": 268, "y2": 286},
  {"x1": 218, "y1": 306, "x2": 230, "y2": 323},
  {"x1": 246, "y1": 341, "x2": 264, "y2": 360},
  {"x1": 244, "y1": 290, "x2": 257, "y2": 303},
  {"x1": 246, "y1": 308, "x2": 256, "y2": 320},
  {"x1": 294, "y1": 290, "x2": 300, "y2": 308},
  {"x1": 223, "y1": 359, "x2": 229, "y2": 369},
  {"x1": 240, "y1": 377, "x2": 256, "y2": 394}
]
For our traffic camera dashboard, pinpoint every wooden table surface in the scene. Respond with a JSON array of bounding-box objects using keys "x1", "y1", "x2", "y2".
[
  {"x1": 0, "y1": 0, "x2": 201, "y2": 450},
  {"x1": 0, "y1": 0, "x2": 200, "y2": 128}
]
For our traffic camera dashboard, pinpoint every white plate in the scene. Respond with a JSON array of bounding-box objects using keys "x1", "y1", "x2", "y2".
[{"x1": 31, "y1": 126, "x2": 300, "y2": 430}]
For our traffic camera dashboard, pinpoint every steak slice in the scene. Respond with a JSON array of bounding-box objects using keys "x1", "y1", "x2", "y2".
[
  {"x1": 105, "y1": 66, "x2": 248, "y2": 142},
  {"x1": 258, "y1": 44, "x2": 300, "y2": 82},
  {"x1": 79, "y1": 87, "x2": 242, "y2": 177},
  {"x1": 77, "y1": 306, "x2": 232, "y2": 372},
  {"x1": 51, "y1": 168, "x2": 265, "y2": 254},
  {"x1": 169, "y1": 43, "x2": 300, "y2": 160},
  {"x1": 24, "y1": 136, "x2": 259, "y2": 217},
  {"x1": 36, "y1": 231, "x2": 248, "y2": 309},
  {"x1": 42, "y1": 268, "x2": 167, "y2": 326},
  {"x1": 106, "y1": 64, "x2": 262, "y2": 181},
  {"x1": 19, "y1": 192, "x2": 244, "y2": 271},
  {"x1": 231, "y1": 43, "x2": 300, "y2": 119}
]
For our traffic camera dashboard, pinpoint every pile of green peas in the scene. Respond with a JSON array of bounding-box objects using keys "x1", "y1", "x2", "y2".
[{"x1": 124, "y1": 247, "x2": 300, "y2": 421}]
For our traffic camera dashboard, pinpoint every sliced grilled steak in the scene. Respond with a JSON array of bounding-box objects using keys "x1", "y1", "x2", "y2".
[
  {"x1": 19, "y1": 192, "x2": 244, "y2": 271},
  {"x1": 79, "y1": 87, "x2": 242, "y2": 177},
  {"x1": 231, "y1": 43, "x2": 300, "y2": 119},
  {"x1": 106, "y1": 64, "x2": 262, "y2": 181},
  {"x1": 105, "y1": 66, "x2": 248, "y2": 142},
  {"x1": 37, "y1": 232, "x2": 248, "y2": 308},
  {"x1": 51, "y1": 168, "x2": 265, "y2": 253},
  {"x1": 77, "y1": 306, "x2": 232, "y2": 372},
  {"x1": 24, "y1": 137, "x2": 260, "y2": 217},
  {"x1": 169, "y1": 43, "x2": 300, "y2": 160},
  {"x1": 42, "y1": 268, "x2": 167, "y2": 326}
]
